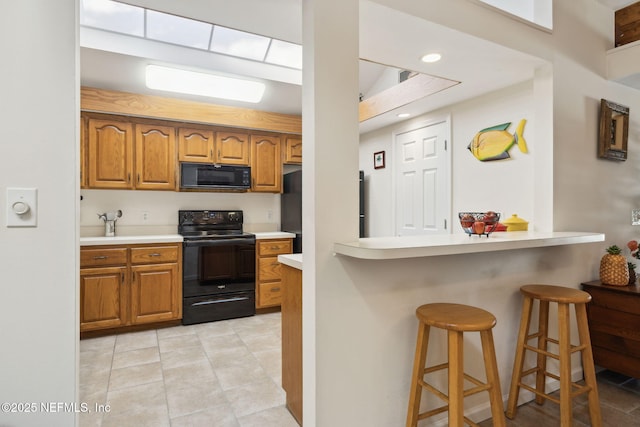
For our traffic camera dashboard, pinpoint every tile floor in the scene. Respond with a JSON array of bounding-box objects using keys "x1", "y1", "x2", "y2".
[
  {"x1": 478, "y1": 369, "x2": 640, "y2": 426},
  {"x1": 79, "y1": 311, "x2": 298, "y2": 427},
  {"x1": 81, "y1": 312, "x2": 640, "y2": 427}
]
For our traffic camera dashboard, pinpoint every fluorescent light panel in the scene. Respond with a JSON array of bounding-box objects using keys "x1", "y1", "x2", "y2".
[{"x1": 145, "y1": 65, "x2": 265, "y2": 103}]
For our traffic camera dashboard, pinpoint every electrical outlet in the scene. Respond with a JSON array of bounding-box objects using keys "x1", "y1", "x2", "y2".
[
  {"x1": 267, "y1": 210, "x2": 273, "y2": 220},
  {"x1": 142, "y1": 211, "x2": 149, "y2": 222},
  {"x1": 632, "y1": 209, "x2": 640, "y2": 225}
]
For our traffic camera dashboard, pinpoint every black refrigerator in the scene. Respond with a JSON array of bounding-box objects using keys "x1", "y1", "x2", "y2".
[
  {"x1": 281, "y1": 170, "x2": 303, "y2": 253},
  {"x1": 281, "y1": 170, "x2": 365, "y2": 254}
]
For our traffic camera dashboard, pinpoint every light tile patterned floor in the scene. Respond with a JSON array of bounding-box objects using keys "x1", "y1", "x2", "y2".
[{"x1": 79, "y1": 311, "x2": 299, "y2": 427}]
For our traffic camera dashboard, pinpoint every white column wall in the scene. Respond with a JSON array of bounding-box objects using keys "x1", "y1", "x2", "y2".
[
  {"x1": 0, "y1": 1, "x2": 79, "y2": 427},
  {"x1": 302, "y1": 0, "x2": 360, "y2": 425}
]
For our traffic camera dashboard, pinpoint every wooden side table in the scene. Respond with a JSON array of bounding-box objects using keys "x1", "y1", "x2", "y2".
[{"x1": 581, "y1": 280, "x2": 640, "y2": 378}]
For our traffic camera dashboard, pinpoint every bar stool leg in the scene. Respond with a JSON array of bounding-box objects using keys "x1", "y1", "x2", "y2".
[
  {"x1": 558, "y1": 303, "x2": 573, "y2": 427},
  {"x1": 575, "y1": 303, "x2": 603, "y2": 427},
  {"x1": 535, "y1": 300, "x2": 550, "y2": 405},
  {"x1": 480, "y1": 329, "x2": 506, "y2": 427},
  {"x1": 448, "y1": 329, "x2": 464, "y2": 427},
  {"x1": 506, "y1": 295, "x2": 534, "y2": 418},
  {"x1": 406, "y1": 322, "x2": 431, "y2": 427}
]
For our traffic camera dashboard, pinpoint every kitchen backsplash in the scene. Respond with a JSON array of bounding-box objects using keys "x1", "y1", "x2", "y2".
[{"x1": 80, "y1": 189, "x2": 281, "y2": 236}]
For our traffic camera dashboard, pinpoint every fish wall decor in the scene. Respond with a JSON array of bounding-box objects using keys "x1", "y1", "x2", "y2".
[{"x1": 468, "y1": 119, "x2": 528, "y2": 161}]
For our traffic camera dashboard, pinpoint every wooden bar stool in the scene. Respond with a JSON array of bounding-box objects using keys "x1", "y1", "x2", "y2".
[
  {"x1": 406, "y1": 303, "x2": 506, "y2": 427},
  {"x1": 506, "y1": 284, "x2": 602, "y2": 426}
]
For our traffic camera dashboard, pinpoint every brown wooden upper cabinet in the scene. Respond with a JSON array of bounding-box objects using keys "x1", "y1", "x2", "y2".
[
  {"x1": 85, "y1": 115, "x2": 176, "y2": 191},
  {"x1": 216, "y1": 132, "x2": 250, "y2": 165},
  {"x1": 177, "y1": 129, "x2": 250, "y2": 166},
  {"x1": 178, "y1": 127, "x2": 215, "y2": 163},
  {"x1": 251, "y1": 135, "x2": 282, "y2": 193},
  {"x1": 135, "y1": 124, "x2": 176, "y2": 190},
  {"x1": 284, "y1": 136, "x2": 302, "y2": 165},
  {"x1": 87, "y1": 117, "x2": 135, "y2": 189}
]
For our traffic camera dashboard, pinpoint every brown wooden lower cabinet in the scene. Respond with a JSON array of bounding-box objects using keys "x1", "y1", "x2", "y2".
[
  {"x1": 581, "y1": 280, "x2": 640, "y2": 378},
  {"x1": 255, "y1": 238, "x2": 293, "y2": 309},
  {"x1": 281, "y1": 263, "x2": 302, "y2": 425},
  {"x1": 80, "y1": 243, "x2": 182, "y2": 334}
]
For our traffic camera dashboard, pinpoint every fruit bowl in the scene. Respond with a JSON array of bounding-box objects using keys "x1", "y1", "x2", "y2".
[{"x1": 458, "y1": 212, "x2": 501, "y2": 237}]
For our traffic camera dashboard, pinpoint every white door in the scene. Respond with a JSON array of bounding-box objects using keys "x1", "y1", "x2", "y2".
[{"x1": 395, "y1": 119, "x2": 450, "y2": 236}]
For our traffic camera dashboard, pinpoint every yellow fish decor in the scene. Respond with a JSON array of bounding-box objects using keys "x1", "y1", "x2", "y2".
[{"x1": 468, "y1": 119, "x2": 528, "y2": 161}]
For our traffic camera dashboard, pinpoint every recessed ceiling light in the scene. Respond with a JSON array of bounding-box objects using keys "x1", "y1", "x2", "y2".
[
  {"x1": 397, "y1": 113, "x2": 411, "y2": 118},
  {"x1": 421, "y1": 53, "x2": 442, "y2": 63},
  {"x1": 145, "y1": 65, "x2": 265, "y2": 103}
]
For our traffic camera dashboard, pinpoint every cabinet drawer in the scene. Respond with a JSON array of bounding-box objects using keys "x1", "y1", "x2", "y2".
[
  {"x1": 131, "y1": 246, "x2": 179, "y2": 264},
  {"x1": 258, "y1": 239, "x2": 292, "y2": 256},
  {"x1": 258, "y1": 281, "x2": 282, "y2": 307},
  {"x1": 81, "y1": 248, "x2": 128, "y2": 267},
  {"x1": 259, "y1": 256, "x2": 282, "y2": 281},
  {"x1": 588, "y1": 286, "x2": 640, "y2": 316}
]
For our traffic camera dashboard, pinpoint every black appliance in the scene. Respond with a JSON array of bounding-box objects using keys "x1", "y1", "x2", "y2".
[
  {"x1": 281, "y1": 170, "x2": 302, "y2": 253},
  {"x1": 359, "y1": 170, "x2": 365, "y2": 238},
  {"x1": 180, "y1": 162, "x2": 251, "y2": 191},
  {"x1": 281, "y1": 170, "x2": 365, "y2": 251},
  {"x1": 179, "y1": 210, "x2": 256, "y2": 325}
]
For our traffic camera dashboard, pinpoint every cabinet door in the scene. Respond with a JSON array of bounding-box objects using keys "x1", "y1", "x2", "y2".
[
  {"x1": 135, "y1": 124, "x2": 177, "y2": 190},
  {"x1": 130, "y1": 263, "x2": 181, "y2": 324},
  {"x1": 87, "y1": 118, "x2": 134, "y2": 189},
  {"x1": 80, "y1": 115, "x2": 87, "y2": 188},
  {"x1": 284, "y1": 136, "x2": 302, "y2": 164},
  {"x1": 178, "y1": 127, "x2": 214, "y2": 163},
  {"x1": 251, "y1": 135, "x2": 282, "y2": 193},
  {"x1": 216, "y1": 132, "x2": 250, "y2": 165},
  {"x1": 80, "y1": 266, "x2": 128, "y2": 332}
]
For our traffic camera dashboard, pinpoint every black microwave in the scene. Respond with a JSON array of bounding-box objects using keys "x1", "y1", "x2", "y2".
[{"x1": 180, "y1": 162, "x2": 251, "y2": 190}]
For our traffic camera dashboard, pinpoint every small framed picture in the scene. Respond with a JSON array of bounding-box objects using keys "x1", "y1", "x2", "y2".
[{"x1": 374, "y1": 151, "x2": 385, "y2": 169}]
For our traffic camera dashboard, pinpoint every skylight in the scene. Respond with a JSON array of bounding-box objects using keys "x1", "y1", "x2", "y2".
[
  {"x1": 146, "y1": 10, "x2": 212, "y2": 50},
  {"x1": 80, "y1": 0, "x2": 302, "y2": 70}
]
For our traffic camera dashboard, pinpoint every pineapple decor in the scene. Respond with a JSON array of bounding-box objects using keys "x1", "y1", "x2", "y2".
[
  {"x1": 629, "y1": 262, "x2": 637, "y2": 285},
  {"x1": 599, "y1": 245, "x2": 629, "y2": 286}
]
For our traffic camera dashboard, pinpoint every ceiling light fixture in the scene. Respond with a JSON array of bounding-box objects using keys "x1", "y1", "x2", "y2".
[
  {"x1": 421, "y1": 53, "x2": 442, "y2": 63},
  {"x1": 397, "y1": 113, "x2": 411, "y2": 118},
  {"x1": 145, "y1": 65, "x2": 265, "y2": 103}
]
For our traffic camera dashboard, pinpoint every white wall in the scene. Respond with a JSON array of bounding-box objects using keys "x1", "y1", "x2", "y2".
[
  {"x1": 0, "y1": 1, "x2": 78, "y2": 426},
  {"x1": 307, "y1": 0, "x2": 640, "y2": 425},
  {"x1": 360, "y1": 80, "x2": 535, "y2": 237},
  {"x1": 80, "y1": 190, "x2": 280, "y2": 234}
]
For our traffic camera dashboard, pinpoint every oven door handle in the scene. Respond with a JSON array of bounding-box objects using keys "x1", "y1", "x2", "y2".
[
  {"x1": 183, "y1": 237, "x2": 256, "y2": 247},
  {"x1": 191, "y1": 296, "x2": 251, "y2": 306}
]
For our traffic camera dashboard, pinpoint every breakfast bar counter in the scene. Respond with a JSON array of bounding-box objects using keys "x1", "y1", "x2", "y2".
[{"x1": 334, "y1": 231, "x2": 604, "y2": 259}]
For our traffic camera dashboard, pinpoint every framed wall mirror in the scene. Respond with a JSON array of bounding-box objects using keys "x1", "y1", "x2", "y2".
[{"x1": 598, "y1": 99, "x2": 630, "y2": 161}]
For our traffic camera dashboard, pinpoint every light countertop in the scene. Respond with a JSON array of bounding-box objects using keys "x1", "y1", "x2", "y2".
[
  {"x1": 278, "y1": 253, "x2": 303, "y2": 270},
  {"x1": 80, "y1": 231, "x2": 296, "y2": 246},
  {"x1": 254, "y1": 231, "x2": 296, "y2": 239},
  {"x1": 334, "y1": 231, "x2": 605, "y2": 260},
  {"x1": 80, "y1": 234, "x2": 183, "y2": 246}
]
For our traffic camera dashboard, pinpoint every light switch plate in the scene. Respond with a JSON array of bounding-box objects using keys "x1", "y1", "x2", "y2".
[
  {"x1": 632, "y1": 209, "x2": 640, "y2": 226},
  {"x1": 6, "y1": 188, "x2": 37, "y2": 227}
]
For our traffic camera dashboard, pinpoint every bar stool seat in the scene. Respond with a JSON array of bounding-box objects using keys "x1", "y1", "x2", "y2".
[
  {"x1": 506, "y1": 284, "x2": 602, "y2": 426},
  {"x1": 406, "y1": 303, "x2": 506, "y2": 427}
]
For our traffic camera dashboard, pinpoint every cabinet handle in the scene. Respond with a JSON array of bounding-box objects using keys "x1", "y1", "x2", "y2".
[
  {"x1": 210, "y1": 148, "x2": 213, "y2": 159},
  {"x1": 271, "y1": 262, "x2": 279, "y2": 266},
  {"x1": 93, "y1": 255, "x2": 108, "y2": 260},
  {"x1": 148, "y1": 253, "x2": 161, "y2": 257},
  {"x1": 271, "y1": 287, "x2": 281, "y2": 292},
  {"x1": 121, "y1": 272, "x2": 124, "y2": 283},
  {"x1": 137, "y1": 173, "x2": 140, "y2": 183},
  {"x1": 218, "y1": 149, "x2": 221, "y2": 158},
  {"x1": 127, "y1": 173, "x2": 131, "y2": 183}
]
